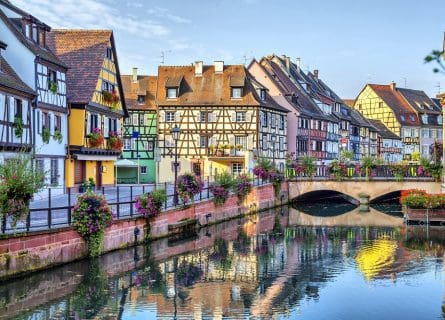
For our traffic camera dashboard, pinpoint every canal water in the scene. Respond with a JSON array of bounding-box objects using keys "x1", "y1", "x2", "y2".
[{"x1": 0, "y1": 204, "x2": 444, "y2": 319}]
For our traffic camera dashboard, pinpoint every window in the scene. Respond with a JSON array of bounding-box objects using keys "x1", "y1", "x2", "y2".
[
  {"x1": 299, "y1": 118, "x2": 309, "y2": 129},
  {"x1": 279, "y1": 115, "x2": 285, "y2": 130},
  {"x1": 50, "y1": 159, "x2": 58, "y2": 186},
  {"x1": 313, "y1": 141, "x2": 323, "y2": 151},
  {"x1": 259, "y1": 89, "x2": 266, "y2": 101},
  {"x1": 132, "y1": 114, "x2": 138, "y2": 125},
  {"x1": 199, "y1": 135, "x2": 208, "y2": 148},
  {"x1": 123, "y1": 139, "x2": 132, "y2": 150},
  {"x1": 297, "y1": 139, "x2": 308, "y2": 152},
  {"x1": 231, "y1": 87, "x2": 242, "y2": 99},
  {"x1": 36, "y1": 159, "x2": 45, "y2": 181},
  {"x1": 422, "y1": 128, "x2": 429, "y2": 138},
  {"x1": 54, "y1": 115, "x2": 61, "y2": 132},
  {"x1": 167, "y1": 88, "x2": 177, "y2": 99},
  {"x1": 438, "y1": 115, "x2": 443, "y2": 125},
  {"x1": 42, "y1": 112, "x2": 50, "y2": 130},
  {"x1": 400, "y1": 115, "x2": 405, "y2": 122},
  {"x1": 32, "y1": 24, "x2": 38, "y2": 43},
  {"x1": 89, "y1": 114, "x2": 99, "y2": 132},
  {"x1": 232, "y1": 163, "x2": 243, "y2": 175},
  {"x1": 137, "y1": 95, "x2": 145, "y2": 104},
  {"x1": 139, "y1": 115, "x2": 145, "y2": 126},
  {"x1": 235, "y1": 136, "x2": 246, "y2": 149},
  {"x1": 378, "y1": 102, "x2": 383, "y2": 109},
  {"x1": 106, "y1": 47, "x2": 112, "y2": 60},
  {"x1": 262, "y1": 133, "x2": 268, "y2": 150},
  {"x1": 140, "y1": 166, "x2": 147, "y2": 174},
  {"x1": 279, "y1": 136, "x2": 285, "y2": 151},
  {"x1": 271, "y1": 114, "x2": 276, "y2": 128},
  {"x1": 261, "y1": 111, "x2": 268, "y2": 127},
  {"x1": 47, "y1": 70, "x2": 57, "y2": 90},
  {"x1": 25, "y1": 24, "x2": 31, "y2": 38},
  {"x1": 14, "y1": 99, "x2": 22, "y2": 119},
  {"x1": 421, "y1": 114, "x2": 428, "y2": 124},
  {"x1": 146, "y1": 141, "x2": 154, "y2": 151},
  {"x1": 125, "y1": 117, "x2": 131, "y2": 125},
  {"x1": 409, "y1": 115, "x2": 415, "y2": 122},
  {"x1": 102, "y1": 81, "x2": 115, "y2": 93},
  {"x1": 235, "y1": 112, "x2": 246, "y2": 122},
  {"x1": 165, "y1": 111, "x2": 175, "y2": 122},
  {"x1": 199, "y1": 111, "x2": 208, "y2": 122}
]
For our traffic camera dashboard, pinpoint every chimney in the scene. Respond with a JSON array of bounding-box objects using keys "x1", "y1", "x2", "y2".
[
  {"x1": 132, "y1": 67, "x2": 138, "y2": 82},
  {"x1": 390, "y1": 81, "x2": 396, "y2": 90},
  {"x1": 282, "y1": 55, "x2": 290, "y2": 71},
  {"x1": 295, "y1": 57, "x2": 301, "y2": 69},
  {"x1": 194, "y1": 61, "x2": 203, "y2": 76},
  {"x1": 313, "y1": 69, "x2": 319, "y2": 79},
  {"x1": 214, "y1": 61, "x2": 224, "y2": 73}
]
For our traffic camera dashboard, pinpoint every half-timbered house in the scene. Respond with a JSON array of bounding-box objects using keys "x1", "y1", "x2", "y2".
[
  {"x1": 0, "y1": 0, "x2": 68, "y2": 192},
  {"x1": 47, "y1": 30, "x2": 128, "y2": 189},
  {"x1": 120, "y1": 69, "x2": 157, "y2": 184},
  {"x1": 156, "y1": 61, "x2": 287, "y2": 183},
  {"x1": 0, "y1": 40, "x2": 35, "y2": 161}
]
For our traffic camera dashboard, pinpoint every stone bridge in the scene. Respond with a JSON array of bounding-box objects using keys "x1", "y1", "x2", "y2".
[{"x1": 288, "y1": 179, "x2": 441, "y2": 202}]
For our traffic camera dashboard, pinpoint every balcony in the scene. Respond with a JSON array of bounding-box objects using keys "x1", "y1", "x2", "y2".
[{"x1": 208, "y1": 147, "x2": 245, "y2": 162}]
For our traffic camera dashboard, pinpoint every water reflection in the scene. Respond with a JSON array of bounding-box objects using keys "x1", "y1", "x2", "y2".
[{"x1": 0, "y1": 208, "x2": 444, "y2": 320}]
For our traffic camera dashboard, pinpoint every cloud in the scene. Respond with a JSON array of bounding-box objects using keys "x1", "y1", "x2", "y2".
[
  {"x1": 12, "y1": 0, "x2": 169, "y2": 38},
  {"x1": 147, "y1": 6, "x2": 191, "y2": 24}
]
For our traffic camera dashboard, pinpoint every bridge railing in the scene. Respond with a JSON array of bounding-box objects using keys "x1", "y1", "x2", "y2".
[{"x1": 286, "y1": 165, "x2": 435, "y2": 180}]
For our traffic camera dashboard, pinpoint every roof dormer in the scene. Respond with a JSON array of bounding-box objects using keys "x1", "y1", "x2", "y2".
[
  {"x1": 165, "y1": 76, "x2": 182, "y2": 99},
  {"x1": 230, "y1": 75, "x2": 245, "y2": 99}
]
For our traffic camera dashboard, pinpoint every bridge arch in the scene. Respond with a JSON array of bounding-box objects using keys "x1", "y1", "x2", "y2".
[{"x1": 289, "y1": 180, "x2": 441, "y2": 202}]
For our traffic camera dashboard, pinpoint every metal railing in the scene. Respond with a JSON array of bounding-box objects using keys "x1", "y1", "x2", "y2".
[
  {"x1": 286, "y1": 164, "x2": 435, "y2": 180},
  {"x1": 1, "y1": 176, "x2": 270, "y2": 234}
]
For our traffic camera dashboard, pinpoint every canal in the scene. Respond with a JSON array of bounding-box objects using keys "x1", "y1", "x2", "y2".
[{"x1": 0, "y1": 201, "x2": 444, "y2": 319}]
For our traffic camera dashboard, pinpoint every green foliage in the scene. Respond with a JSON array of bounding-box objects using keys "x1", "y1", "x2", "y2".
[
  {"x1": 234, "y1": 174, "x2": 253, "y2": 204},
  {"x1": 390, "y1": 164, "x2": 405, "y2": 182},
  {"x1": 360, "y1": 156, "x2": 381, "y2": 180},
  {"x1": 341, "y1": 150, "x2": 354, "y2": 163},
  {"x1": 328, "y1": 160, "x2": 348, "y2": 181},
  {"x1": 53, "y1": 129, "x2": 63, "y2": 144},
  {"x1": 49, "y1": 80, "x2": 58, "y2": 94},
  {"x1": 13, "y1": 117, "x2": 23, "y2": 138},
  {"x1": 420, "y1": 156, "x2": 443, "y2": 182},
  {"x1": 0, "y1": 153, "x2": 46, "y2": 227},
  {"x1": 214, "y1": 171, "x2": 236, "y2": 189},
  {"x1": 301, "y1": 155, "x2": 316, "y2": 177},
  {"x1": 42, "y1": 127, "x2": 50, "y2": 144},
  {"x1": 424, "y1": 49, "x2": 445, "y2": 74},
  {"x1": 72, "y1": 191, "x2": 114, "y2": 257},
  {"x1": 80, "y1": 177, "x2": 95, "y2": 192},
  {"x1": 135, "y1": 189, "x2": 166, "y2": 217},
  {"x1": 210, "y1": 172, "x2": 235, "y2": 206}
]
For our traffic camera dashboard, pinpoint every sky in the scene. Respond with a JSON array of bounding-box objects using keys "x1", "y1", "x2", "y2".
[{"x1": 12, "y1": 0, "x2": 445, "y2": 99}]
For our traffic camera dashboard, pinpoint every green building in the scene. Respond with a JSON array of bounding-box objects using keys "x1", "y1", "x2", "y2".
[{"x1": 118, "y1": 71, "x2": 157, "y2": 184}]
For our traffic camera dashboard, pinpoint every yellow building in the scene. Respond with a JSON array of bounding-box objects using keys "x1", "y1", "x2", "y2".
[
  {"x1": 47, "y1": 30, "x2": 128, "y2": 188},
  {"x1": 156, "y1": 61, "x2": 288, "y2": 183}
]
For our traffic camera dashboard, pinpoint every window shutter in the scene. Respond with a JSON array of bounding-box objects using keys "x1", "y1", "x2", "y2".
[
  {"x1": 196, "y1": 135, "x2": 201, "y2": 148},
  {"x1": 86, "y1": 112, "x2": 91, "y2": 134},
  {"x1": 246, "y1": 111, "x2": 251, "y2": 123},
  {"x1": 9, "y1": 97, "x2": 15, "y2": 122},
  {"x1": 196, "y1": 112, "x2": 201, "y2": 123},
  {"x1": 22, "y1": 100, "x2": 28, "y2": 124},
  {"x1": 104, "y1": 116, "x2": 109, "y2": 137},
  {"x1": 159, "y1": 111, "x2": 165, "y2": 123},
  {"x1": 49, "y1": 113, "x2": 54, "y2": 134},
  {"x1": 175, "y1": 111, "x2": 180, "y2": 122},
  {"x1": 247, "y1": 134, "x2": 254, "y2": 150},
  {"x1": 209, "y1": 112, "x2": 215, "y2": 122},
  {"x1": 36, "y1": 110, "x2": 42, "y2": 134},
  {"x1": 232, "y1": 112, "x2": 236, "y2": 122}
]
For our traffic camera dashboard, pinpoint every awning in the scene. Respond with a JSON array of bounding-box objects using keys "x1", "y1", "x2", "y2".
[
  {"x1": 76, "y1": 154, "x2": 118, "y2": 161},
  {"x1": 114, "y1": 159, "x2": 138, "y2": 167}
]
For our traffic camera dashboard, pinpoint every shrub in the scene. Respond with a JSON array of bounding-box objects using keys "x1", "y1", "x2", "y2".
[
  {"x1": 300, "y1": 155, "x2": 316, "y2": 177},
  {"x1": 253, "y1": 157, "x2": 274, "y2": 180},
  {"x1": 328, "y1": 160, "x2": 347, "y2": 181},
  {"x1": 135, "y1": 189, "x2": 166, "y2": 217},
  {"x1": 0, "y1": 153, "x2": 46, "y2": 228},
  {"x1": 72, "y1": 191, "x2": 114, "y2": 257},
  {"x1": 420, "y1": 156, "x2": 442, "y2": 182},
  {"x1": 269, "y1": 170, "x2": 284, "y2": 196},
  {"x1": 177, "y1": 173, "x2": 203, "y2": 204}
]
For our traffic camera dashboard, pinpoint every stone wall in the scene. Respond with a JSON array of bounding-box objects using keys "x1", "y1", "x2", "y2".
[{"x1": 0, "y1": 182, "x2": 288, "y2": 281}]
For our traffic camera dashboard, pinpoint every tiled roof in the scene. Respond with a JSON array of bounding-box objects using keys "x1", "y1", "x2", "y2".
[
  {"x1": 47, "y1": 29, "x2": 111, "y2": 104},
  {"x1": 367, "y1": 119, "x2": 401, "y2": 140},
  {"x1": 0, "y1": 9, "x2": 66, "y2": 68},
  {"x1": 398, "y1": 87, "x2": 441, "y2": 114},
  {"x1": 343, "y1": 99, "x2": 356, "y2": 108},
  {"x1": 156, "y1": 64, "x2": 260, "y2": 106},
  {"x1": 0, "y1": 55, "x2": 35, "y2": 95},
  {"x1": 247, "y1": 72, "x2": 289, "y2": 113},
  {"x1": 432, "y1": 97, "x2": 443, "y2": 110},
  {"x1": 121, "y1": 75, "x2": 157, "y2": 110},
  {"x1": 368, "y1": 84, "x2": 419, "y2": 126}
]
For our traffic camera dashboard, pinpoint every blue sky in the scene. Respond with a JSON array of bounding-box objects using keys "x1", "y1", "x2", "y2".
[{"x1": 13, "y1": 0, "x2": 445, "y2": 98}]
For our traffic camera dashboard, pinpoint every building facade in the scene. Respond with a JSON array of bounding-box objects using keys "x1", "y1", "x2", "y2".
[
  {"x1": 47, "y1": 30, "x2": 127, "y2": 189},
  {"x1": 120, "y1": 70, "x2": 157, "y2": 184},
  {"x1": 0, "y1": 0, "x2": 68, "y2": 192},
  {"x1": 0, "y1": 41, "x2": 35, "y2": 161}
]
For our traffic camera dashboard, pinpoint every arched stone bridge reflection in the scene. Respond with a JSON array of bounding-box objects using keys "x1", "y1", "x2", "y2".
[{"x1": 289, "y1": 180, "x2": 441, "y2": 202}]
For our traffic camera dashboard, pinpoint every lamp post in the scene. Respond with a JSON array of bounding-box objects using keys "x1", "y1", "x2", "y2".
[
  {"x1": 271, "y1": 134, "x2": 276, "y2": 168},
  {"x1": 171, "y1": 125, "x2": 181, "y2": 206}
]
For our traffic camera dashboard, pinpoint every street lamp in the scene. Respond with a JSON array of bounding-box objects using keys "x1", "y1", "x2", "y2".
[
  {"x1": 171, "y1": 125, "x2": 181, "y2": 205},
  {"x1": 271, "y1": 134, "x2": 276, "y2": 168}
]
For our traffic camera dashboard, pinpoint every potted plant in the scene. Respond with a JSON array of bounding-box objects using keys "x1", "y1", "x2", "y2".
[
  {"x1": 253, "y1": 157, "x2": 274, "y2": 180},
  {"x1": 13, "y1": 117, "x2": 24, "y2": 138},
  {"x1": 53, "y1": 129, "x2": 63, "y2": 144},
  {"x1": 87, "y1": 128, "x2": 104, "y2": 148},
  {"x1": 72, "y1": 191, "x2": 114, "y2": 257},
  {"x1": 79, "y1": 177, "x2": 95, "y2": 193},
  {"x1": 210, "y1": 172, "x2": 235, "y2": 206},
  {"x1": 109, "y1": 131, "x2": 123, "y2": 150},
  {"x1": 269, "y1": 170, "x2": 284, "y2": 197},
  {"x1": 234, "y1": 173, "x2": 253, "y2": 204},
  {"x1": 42, "y1": 127, "x2": 50, "y2": 144},
  {"x1": 102, "y1": 90, "x2": 113, "y2": 103},
  {"x1": 176, "y1": 173, "x2": 203, "y2": 204},
  {"x1": 49, "y1": 80, "x2": 58, "y2": 94},
  {"x1": 235, "y1": 144, "x2": 243, "y2": 150},
  {"x1": 135, "y1": 189, "x2": 166, "y2": 218},
  {"x1": 301, "y1": 155, "x2": 316, "y2": 178},
  {"x1": 0, "y1": 153, "x2": 46, "y2": 229}
]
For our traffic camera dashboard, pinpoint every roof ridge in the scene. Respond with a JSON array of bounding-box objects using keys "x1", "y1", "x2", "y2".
[{"x1": 51, "y1": 29, "x2": 112, "y2": 32}]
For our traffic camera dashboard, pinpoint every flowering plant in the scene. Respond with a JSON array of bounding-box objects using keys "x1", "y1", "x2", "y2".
[
  {"x1": 328, "y1": 160, "x2": 348, "y2": 181},
  {"x1": 0, "y1": 153, "x2": 45, "y2": 228},
  {"x1": 87, "y1": 128, "x2": 104, "y2": 148},
  {"x1": 72, "y1": 191, "x2": 114, "y2": 257},
  {"x1": 135, "y1": 189, "x2": 166, "y2": 218},
  {"x1": 269, "y1": 170, "x2": 285, "y2": 196},
  {"x1": 109, "y1": 131, "x2": 123, "y2": 150},
  {"x1": 253, "y1": 157, "x2": 274, "y2": 180},
  {"x1": 234, "y1": 174, "x2": 253, "y2": 204},
  {"x1": 176, "y1": 173, "x2": 203, "y2": 204},
  {"x1": 102, "y1": 89, "x2": 119, "y2": 109},
  {"x1": 210, "y1": 172, "x2": 235, "y2": 206}
]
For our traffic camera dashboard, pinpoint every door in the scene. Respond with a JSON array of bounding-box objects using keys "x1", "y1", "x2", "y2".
[
  {"x1": 74, "y1": 160, "x2": 85, "y2": 184},
  {"x1": 96, "y1": 161, "x2": 102, "y2": 187},
  {"x1": 192, "y1": 162, "x2": 201, "y2": 177}
]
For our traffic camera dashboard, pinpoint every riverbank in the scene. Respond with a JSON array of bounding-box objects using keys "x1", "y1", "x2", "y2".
[{"x1": 0, "y1": 182, "x2": 289, "y2": 281}]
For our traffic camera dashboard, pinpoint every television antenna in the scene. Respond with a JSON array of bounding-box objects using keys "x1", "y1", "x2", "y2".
[{"x1": 160, "y1": 50, "x2": 172, "y2": 65}]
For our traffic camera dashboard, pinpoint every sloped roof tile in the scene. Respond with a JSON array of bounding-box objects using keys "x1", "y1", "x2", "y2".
[{"x1": 121, "y1": 75, "x2": 157, "y2": 110}]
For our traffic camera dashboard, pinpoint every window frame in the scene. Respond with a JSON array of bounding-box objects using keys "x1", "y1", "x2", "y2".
[
  {"x1": 231, "y1": 87, "x2": 243, "y2": 99},
  {"x1": 167, "y1": 88, "x2": 178, "y2": 99},
  {"x1": 165, "y1": 111, "x2": 176, "y2": 122}
]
